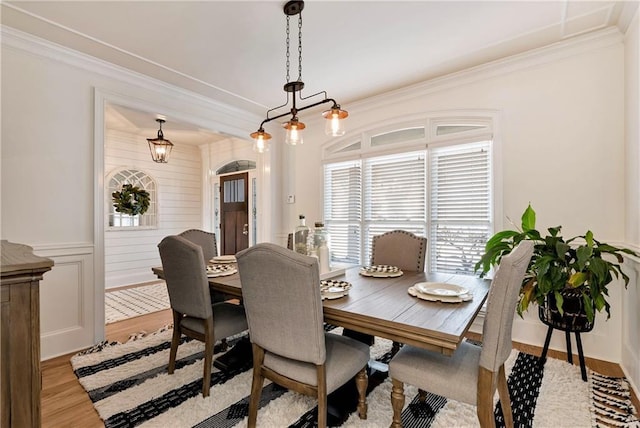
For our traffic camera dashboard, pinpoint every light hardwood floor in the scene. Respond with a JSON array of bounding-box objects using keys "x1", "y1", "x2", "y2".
[{"x1": 42, "y1": 310, "x2": 639, "y2": 427}]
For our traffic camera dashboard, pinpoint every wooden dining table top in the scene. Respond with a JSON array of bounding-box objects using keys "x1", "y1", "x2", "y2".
[{"x1": 152, "y1": 264, "x2": 490, "y2": 355}]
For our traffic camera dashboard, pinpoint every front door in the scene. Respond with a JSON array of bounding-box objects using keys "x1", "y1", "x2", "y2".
[{"x1": 220, "y1": 172, "x2": 249, "y2": 255}]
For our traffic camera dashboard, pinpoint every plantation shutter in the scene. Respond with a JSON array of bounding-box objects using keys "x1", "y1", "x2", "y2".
[
  {"x1": 430, "y1": 141, "x2": 491, "y2": 274},
  {"x1": 363, "y1": 151, "x2": 427, "y2": 263},
  {"x1": 324, "y1": 161, "x2": 362, "y2": 264}
]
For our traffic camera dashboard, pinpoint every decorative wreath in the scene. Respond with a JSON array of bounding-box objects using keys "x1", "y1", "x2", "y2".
[{"x1": 112, "y1": 184, "x2": 150, "y2": 216}]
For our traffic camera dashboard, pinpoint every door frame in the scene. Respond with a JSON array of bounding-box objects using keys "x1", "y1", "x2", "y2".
[{"x1": 213, "y1": 168, "x2": 257, "y2": 253}]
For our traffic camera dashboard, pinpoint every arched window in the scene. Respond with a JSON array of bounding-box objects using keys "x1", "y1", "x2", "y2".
[{"x1": 107, "y1": 169, "x2": 157, "y2": 229}]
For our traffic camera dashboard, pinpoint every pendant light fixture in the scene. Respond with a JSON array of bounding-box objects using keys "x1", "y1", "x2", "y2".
[
  {"x1": 250, "y1": 0, "x2": 348, "y2": 153},
  {"x1": 147, "y1": 118, "x2": 174, "y2": 163}
]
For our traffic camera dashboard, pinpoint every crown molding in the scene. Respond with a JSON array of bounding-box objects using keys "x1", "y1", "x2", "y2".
[
  {"x1": 0, "y1": 25, "x2": 261, "y2": 125},
  {"x1": 348, "y1": 27, "x2": 624, "y2": 114}
]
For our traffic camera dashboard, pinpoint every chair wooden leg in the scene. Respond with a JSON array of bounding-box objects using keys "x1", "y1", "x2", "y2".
[
  {"x1": 355, "y1": 366, "x2": 368, "y2": 419},
  {"x1": 477, "y1": 366, "x2": 497, "y2": 428},
  {"x1": 168, "y1": 310, "x2": 182, "y2": 374},
  {"x1": 248, "y1": 344, "x2": 265, "y2": 428},
  {"x1": 316, "y1": 364, "x2": 327, "y2": 428},
  {"x1": 391, "y1": 341, "x2": 401, "y2": 356},
  {"x1": 391, "y1": 378, "x2": 405, "y2": 428},
  {"x1": 202, "y1": 317, "x2": 215, "y2": 397},
  {"x1": 496, "y1": 364, "x2": 513, "y2": 427}
]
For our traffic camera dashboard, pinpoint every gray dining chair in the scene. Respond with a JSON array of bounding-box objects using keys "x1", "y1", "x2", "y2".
[
  {"x1": 178, "y1": 229, "x2": 218, "y2": 261},
  {"x1": 178, "y1": 228, "x2": 232, "y2": 304},
  {"x1": 158, "y1": 235, "x2": 248, "y2": 397},
  {"x1": 388, "y1": 240, "x2": 534, "y2": 428},
  {"x1": 371, "y1": 230, "x2": 427, "y2": 272},
  {"x1": 236, "y1": 243, "x2": 370, "y2": 428}
]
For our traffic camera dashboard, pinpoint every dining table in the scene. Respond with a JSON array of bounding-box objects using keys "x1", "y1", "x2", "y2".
[{"x1": 152, "y1": 263, "x2": 491, "y2": 356}]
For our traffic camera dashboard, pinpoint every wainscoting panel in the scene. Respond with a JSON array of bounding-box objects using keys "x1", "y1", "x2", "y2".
[{"x1": 33, "y1": 243, "x2": 95, "y2": 360}]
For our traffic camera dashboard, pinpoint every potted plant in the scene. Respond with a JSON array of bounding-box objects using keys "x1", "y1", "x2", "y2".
[{"x1": 475, "y1": 204, "x2": 638, "y2": 330}]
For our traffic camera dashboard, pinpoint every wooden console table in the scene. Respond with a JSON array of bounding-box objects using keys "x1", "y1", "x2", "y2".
[{"x1": 1, "y1": 240, "x2": 53, "y2": 428}]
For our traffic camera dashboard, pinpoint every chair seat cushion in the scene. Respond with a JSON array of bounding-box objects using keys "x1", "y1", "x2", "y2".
[
  {"x1": 264, "y1": 333, "x2": 370, "y2": 394},
  {"x1": 389, "y1": 340, "x2": 481, "y2": 405},
  {"x1": 180, "y1": 302, "x2": 248, "y2": 340}
]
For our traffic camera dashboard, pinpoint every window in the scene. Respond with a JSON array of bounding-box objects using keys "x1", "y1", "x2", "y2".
[
  {"x1": 323, "y1": 118, "x2": 493, "y2": 274},
  {"x1": 107, "y1": 169, "x2": 157, "y2": 229},
  {"x1": 430, "y1": 142, "x2": 491, "y2": 274}
]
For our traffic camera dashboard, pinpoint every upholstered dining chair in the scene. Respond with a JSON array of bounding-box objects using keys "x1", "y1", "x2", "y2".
[
  {"x1": 352, "y1": 230, "x2": 428, "y2": 350},
  {"x1": 178, "y1": 229, "x2": 218, "y2": 262},
  {"x1": 388, "y1": 240, "x2": 534, "y2": 428},
  {"x1": 236, "y1": 243, "x2": 370, "y2": 428},
  {"x1": 370, "y1": 230, "x2": 427, "y2": 272},
  {"x1": 178, "y1": 229, "x2": 232, "y2": 303},
  {"x1": 158, "y1": 235, "x2": 248, "y2": 397}
]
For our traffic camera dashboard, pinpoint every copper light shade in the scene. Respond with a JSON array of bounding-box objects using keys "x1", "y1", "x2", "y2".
[{"x1": 147, "y1": 118, "x2": 174, "y2": 163}]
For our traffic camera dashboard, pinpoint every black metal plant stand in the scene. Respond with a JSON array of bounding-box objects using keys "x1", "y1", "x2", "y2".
[{"x1": 538, "y1": 290, "x2": 594, "y2": 382}]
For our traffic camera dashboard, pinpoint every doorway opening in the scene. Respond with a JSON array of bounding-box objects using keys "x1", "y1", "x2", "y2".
[{"x1": 215, "y1": 160, "x2": 257, "y2": 255}]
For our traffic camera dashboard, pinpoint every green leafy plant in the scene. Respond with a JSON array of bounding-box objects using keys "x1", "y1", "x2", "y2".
[
  {"x1": 112, "y1": 184, "x2": 150, "y2": 216},
  {"x1": 475, "y1": 204, "x2": 638, "y2": 322}
]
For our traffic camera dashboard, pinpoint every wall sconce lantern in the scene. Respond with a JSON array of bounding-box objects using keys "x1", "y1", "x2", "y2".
[
  {"x1": 147, "y1": 118, "x2": 174, "y2": 163},
  {"x1": 250, "y1": 0, "x2": 348, "y2": 153}
]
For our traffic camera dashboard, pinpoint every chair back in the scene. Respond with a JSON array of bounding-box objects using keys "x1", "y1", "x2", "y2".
[
  {"x1": 236, "y1": 243, "x2": 326, "y2": 365},
  {"x1": 371, "y1": 230, "x2": 427, "y2": 272},
  {"x1": 178, "y1": 229, "x2": 218, "y2": 262},
  {"x1": 158, "y1": 235, "x2": 212, "y2": 319},
  {"x1": 479, "y1": 240, "x2": 534, "y2": 372}
]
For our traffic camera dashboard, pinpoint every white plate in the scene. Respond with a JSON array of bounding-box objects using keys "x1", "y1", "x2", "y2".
[
  {"x1": 415, "y1": 282, "x2": 469, "y2": 297},
  {"x1": 408, "y1": 286, "x2": 472, "y2": 303},
  {"x1": 211, "y1": 255, "x2": 237, "y2": 264}
]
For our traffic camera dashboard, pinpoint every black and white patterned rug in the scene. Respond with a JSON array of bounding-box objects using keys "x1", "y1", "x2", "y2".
[
  {"x1": 71, "y1": 327, "x2": 639, "y2": 427},
  {"x1": 105, "y1": 283, "x2": 170, "y2": 324}
]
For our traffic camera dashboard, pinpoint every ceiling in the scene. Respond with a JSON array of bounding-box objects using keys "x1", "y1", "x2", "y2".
[{"x1": 3, "y1": 1, "x2": 638, "y2": 145}]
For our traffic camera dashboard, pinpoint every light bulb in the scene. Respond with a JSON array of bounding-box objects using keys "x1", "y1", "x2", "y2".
[
  {"x1": 253, "y1": 135, "x2": 270, "y2": 153},
  {"x1": 250, "y1": 128, "x2": 272, "y2": 153},
  {"x1": 325, "y1": 112, "x2": 345, "y2": 136},
  {"x1": 322, "y1": 106, "x2": 348, "y2": 137},
  {"x1": 284, "y1": 118, "x2": 305, "y2": 145}
]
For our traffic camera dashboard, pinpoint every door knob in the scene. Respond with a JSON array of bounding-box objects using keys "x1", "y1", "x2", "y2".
[{"x1": 243, "y1": 223, "x2": 248, "y2": 235}]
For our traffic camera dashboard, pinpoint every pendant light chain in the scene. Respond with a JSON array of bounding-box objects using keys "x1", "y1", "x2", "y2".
[
  {"x1": 297, "y1": 13, "x2": 303, "y2": 81},
  {"x1": 285, "y1": 15, "x2": 291, "y2": 83}
]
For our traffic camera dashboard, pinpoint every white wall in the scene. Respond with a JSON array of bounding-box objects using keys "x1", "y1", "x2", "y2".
[
  {"x1": 105, "y1": 129, "x2": 203, "y2": 289},
  {"x1": 284, "y1": 29, "x2": 628, "y2": 363},
  {"x1": 1, "y1": 27, "x2": 260, "y2": 359},
  {"x1": 622, "y1": 8, "x2": 640, "y2": 397}
]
